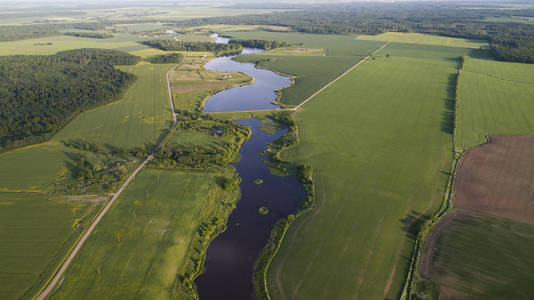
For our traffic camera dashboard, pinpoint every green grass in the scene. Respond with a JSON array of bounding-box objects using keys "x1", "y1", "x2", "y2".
[
  {"x1": 50, "y1": 169, "x2": 228, "y2": 299},
  {"x1": 267, "y1": 49, "x2": 460, "y2": 299},
  {"x1": 357, "y1": 32, "x2": 487, "y2": 49},
  {"x1": 53, "y1": 63, "x2": 174, "y2": 150},
  {"x1": 425, "y1": 212, "x2": 534, "y2": 299},
  {"x1": 228, "y1": 31, "x2": 384, "y2": 106},
  {"x1": 456, "y1": 57, "x2": 534, "y2": 150},
  {"x1": 0, "y1": 142, "x2": 98, "y2": 192},
  {"x1": 236, "y1": 55, "x2": 364, "y2": 106},
  {"x1": 0, "y1": 193, "x2": 103, "y2": 300}
]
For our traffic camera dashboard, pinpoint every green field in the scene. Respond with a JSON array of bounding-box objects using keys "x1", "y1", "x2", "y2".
[
  {"x1": 228, "y1": 31, "x2": 383, "y2": 106},
  {"x1": 456, "y1": 57, "x2": 534, "y2": 150},
  {"x1": 0, "y1": 193, "x2": 103, "y2": 300},
  {"x1": 266, "y1": 45, "x2": 463, "y2": 299},
  {"x1": 50, "y1": 169, "x2": 230, "y2": 299},
  {"x1": 53, "y1": 63, "x2": 174, "y2": 150},
  {"x1": 422, "y1": 212, "x2": 534, "y2": 299},
  {"x1": 357, "y1": 32, "x2": 487, "y2": 49}
]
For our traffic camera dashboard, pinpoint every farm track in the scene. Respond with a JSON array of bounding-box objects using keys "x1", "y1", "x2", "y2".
[{"x1": 35, "y1": 54, "x2": 185, "y2": 300}]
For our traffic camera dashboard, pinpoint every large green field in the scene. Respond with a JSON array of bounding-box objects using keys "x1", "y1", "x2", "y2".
[
  {"x1": 53, "y1": 63, "x2": 174, "y2": 150},
  {"x1": 357, "y1": 32, "x2": 487, "y2": 49},
  {"x1": 228, "y1": 31, "x2": 383, "y2": 106},
  {"x1": 266, "y1": 44, "x2": 465, "y2": 299},
  {"x1": 49, "y1": 169, "x2": 229, "y2": 299},
  {"x1": 456, "y1": 57, "x2": 534, "y2": 150},
  {"x1": 0, "y1": 193, "x2": 103, "y2": 300}
]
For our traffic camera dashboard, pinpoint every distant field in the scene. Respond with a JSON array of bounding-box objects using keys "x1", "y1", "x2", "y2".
[
  {"x1": 0, "y1": 33, "x2": 147, "y2": 56},
  {"x1": 53, "y1": 63, "x2": 174, "y2": 149},
  {"x1": 484, "y1": 16, "x2": 534, "y2": 24},
  {"x1": 226, "y1": 31, "x2": 383, "y2": 56},
  {"x1": 0, "y1": 193, "x2": 103, "y2": 300},
  {"x1": 268, "y1": 45, "x2": 461, "y2": 299},
  {"x1": 456, "y1": 57, "x2": 534, "y2": 150},
  {"x1": 50, "y1": 169, "x2": 228, "y2": 299},
  {"x1": 357, "y1": 32, "x2": 487, "y2": 49},
  {"x1": 228, "y1": 31, "x2": 383, "y2": 106},
  {"x1": 263, "y1": 47, "x2": 325, "y2": 56}
]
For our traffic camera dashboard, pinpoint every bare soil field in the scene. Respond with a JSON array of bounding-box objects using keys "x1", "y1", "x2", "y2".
[
  {"x1": 453, "y1": 135, "x2": 534, "y2": 225},
  {"x1": 420, "y1": 135, "x2": 534, "y2": 299}
]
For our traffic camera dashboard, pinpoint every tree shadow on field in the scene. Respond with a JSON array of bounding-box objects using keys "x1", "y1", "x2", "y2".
[
  {"x1": 441, "y1": 72, "x2": 458, "y2": 135},
  {"x1": 400, "y1": 210, "x2": 431, "y2": 242},
  {"x1": 63, "y1": 151, "x2": 84, "y2": 177}
]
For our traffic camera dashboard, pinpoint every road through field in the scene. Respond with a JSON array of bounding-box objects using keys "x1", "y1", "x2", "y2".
[
  {"x1": 35, "y1": 55, "x2": 185, "y2": 300},
  {"x1": 204, "y1": 42, "x2": 389, "y2": 114},
  {"x1": 291, "y1": 42, "x2": 390, "y2": 111}
]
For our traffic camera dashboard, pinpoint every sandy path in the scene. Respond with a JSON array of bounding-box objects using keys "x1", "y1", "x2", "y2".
[{"x1": 35, "y1": 55, "x2": 185, "y2": 300}]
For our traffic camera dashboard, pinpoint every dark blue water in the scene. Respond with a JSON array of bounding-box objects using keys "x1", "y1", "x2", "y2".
[
  {"x1": 202, "y1": 35, "x2": 292, "y2": 112},
  {"x1": 195, "y1": 119, "x2": 305, "y2": 300}
]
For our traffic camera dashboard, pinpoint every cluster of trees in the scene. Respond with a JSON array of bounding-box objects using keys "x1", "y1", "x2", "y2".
[
  {"x1": 146, "y1": 52, "x2": 183, "y2": 64},
  {"x1": 0, "y1": 49, "x2": 140, "y2": 151},
  {"x1": 229, "y1": 39, "x2": 287, "y2": 49},
  {"x1": 141, "y1": 39, "x2": 242, "y2": 56},
  {"x1": 174, "y1": 2, "x2": 534, "y2": 63},
  {"x1": 152, "y1": 117, "x2": 250, "y2": 170},
  {"x1": 0, "y1": 22, "x2": 106, "y2": 42},
  {"x1": 64, "y1": 31, "x2": 113, "y2": 39}
]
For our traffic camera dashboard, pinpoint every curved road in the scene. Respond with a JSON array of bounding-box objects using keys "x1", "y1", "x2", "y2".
[{"x1": 35, "y1": 55, "x2": 185, "y2": 300}]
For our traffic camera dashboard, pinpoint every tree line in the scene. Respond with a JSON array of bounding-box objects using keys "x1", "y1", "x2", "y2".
[
  {"x1": 140, "y1": 39, "x2": 242, "y2": 56},
  {"x1": 0, "y1": 22, "x2": 106, "y2": 42},
  {"x1": 229, "y1": 39, "x2": 287, "y2": 49},
  {"x1": 0, "y1": 49, "x2": 140, "y2": 152},
  {"x1": 146, "y1": 53, "x2": 184, "y2": 64},
  {"x1": 64, "y1": 31, "x2": 113, "y2": 39}
]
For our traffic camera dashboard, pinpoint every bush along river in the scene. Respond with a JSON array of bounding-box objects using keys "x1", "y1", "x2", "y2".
[{"x1": 195, "y1": 35, "x2": 305, "y2": 299}]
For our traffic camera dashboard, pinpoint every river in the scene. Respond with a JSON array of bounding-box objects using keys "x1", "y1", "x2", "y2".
[{"x1": 195, "y1": 35, "x2": 304, "y2": 299}]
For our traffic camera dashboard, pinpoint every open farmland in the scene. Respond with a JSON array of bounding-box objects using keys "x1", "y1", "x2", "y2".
[
  {"x1": 357, "y1": 32, "x2": 487, "y2": 49},
  {"x1": 49, "y1": 169, "x2": 233, "y2": 299},
  {"x1": 228, "y1": 31, "x2": 383, "y2": 106},
  {"x1": 456, "y1": 57, "x2": 534, "y2": 150},
  {"x1": 264, "y1": 43, "x2": 470, "y2": 299},
  {"x1": 420, "y1": 136, "x2": 534, "y2": 299},
  {"x1": 0, "y1": 193, "x2": 103, "y2": 300},
  {"x1": 52, "y1": 63, "x2": 174, "y2": 150}
]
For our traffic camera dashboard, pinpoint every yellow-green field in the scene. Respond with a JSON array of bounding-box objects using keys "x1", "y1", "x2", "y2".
[
  {"x1": 0, "y1": 193, "x2": 104, "y2": 300},
  {"x1": 357, "y1": 32, "x2": 487, "y2": 49},
  {"x1": 49, "y1": 169, "x2": 232, "y2": 299},
  {"x1": 456, "y1": 57, "x2": 534, "y2": 150},
  {"x1": 52, "y1": 63, "x2": 174, "y2": 149}
]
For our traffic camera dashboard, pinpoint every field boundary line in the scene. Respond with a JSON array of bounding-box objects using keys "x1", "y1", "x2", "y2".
[
  {"x1": 34, "y1": 55, "x2": 186, "y2": 300},
  {"x1": 290, "y1": 42, "x2": 390, "y2": 111}
]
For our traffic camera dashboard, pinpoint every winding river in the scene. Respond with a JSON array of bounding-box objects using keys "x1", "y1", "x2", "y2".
[{"x1": 195, "y1": 35, "x2": 304, "y2": 299}]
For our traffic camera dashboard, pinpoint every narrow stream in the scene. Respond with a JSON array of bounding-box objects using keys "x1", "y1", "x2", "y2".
[{"x1": 195, "y1": 35, "x2": 305, "y2": 299}]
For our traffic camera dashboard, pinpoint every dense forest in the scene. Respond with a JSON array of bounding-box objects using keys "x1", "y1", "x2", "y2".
[
  {"x1": 146, "y1": 53, "x2": 184, "y2": 64},
  {"x1": 229, "y1": 39, "x2": 287, "y2": 50},
  {"x1": 64, "y1": 31, "x2": 113, "y2": 39},
  {"x1": 174, "y1": 2, "x2": 534, "y2": 63},
  {"x1": 0, "y1": 49, "x2": 139, "y2": 151},
  {"x1": 140, "y1": 39, "x2": 242, "y2": 56}
]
